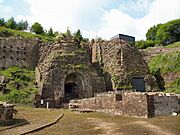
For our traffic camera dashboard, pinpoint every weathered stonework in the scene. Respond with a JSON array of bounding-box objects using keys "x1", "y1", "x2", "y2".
[
  {"x1": 0, "y1": 35, "x2": 158, "y2": 108},
  {"x1": 0, "y1": 37, "x2": 40, "y2": 69},
  {"x1": 69, "y1": 92, "x2": 180, "y2": 118},
  {"x1": 35, "y1": 38, "x2": 105, "y2": 107},
  {"x1": 0, "y1": 102, "x2": 14, "y2": 122},
  {"x1": 92, "y1": 39, "x2": 157, "y2": 91}
]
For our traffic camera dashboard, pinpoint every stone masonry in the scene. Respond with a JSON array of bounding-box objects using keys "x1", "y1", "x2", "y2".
[
  {"x1": 69, "y1": 92, "x2": 180, "y2": 118},
  {"x1": 0, "y1": 102, "x2": 14, "y2": 122},
  {"x1": 92, "y1": 39, "x2": 157, "y2": 91},
  {"x1": 0, "y1": 35, "x2": 159, "y2": 108},
  {"x1": 0, "y1": 37, "x2": 40, "y2": 69}
]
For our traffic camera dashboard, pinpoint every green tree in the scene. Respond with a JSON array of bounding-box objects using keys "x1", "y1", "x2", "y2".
[
  {"x1": 146, "y1": 24, "x2": 162, "y2": 41},
  {"x1": 47, "y1": 27, "x2": 55, "y2": 37},
  {"x1": 135, "y1": 40, "x2": 155, "y2": 49},
  {"x1": 66, "y1": 27, "x2": 72, "y2": 37},
  {"x1": 0, "y1": 18, "x2": 5, "y2": 26},
  {"x1": 5, "y1": 17, "x2": 17, "y2": 29},
  {"x1": 74, "y1": 29, "x2": 83, "y2": 43},
  {"x1": 16, "y1": 20, "x2": 29, "y2": 30},
  {"x1": 54, "y1": 31, "x2": 59, "y2": 37},
  {"x1": 156, "y1": 19, "x2": 180, "y2": 45},
  {"x1": 30, "y1": 22, "x2": 44, "y2": 34}
]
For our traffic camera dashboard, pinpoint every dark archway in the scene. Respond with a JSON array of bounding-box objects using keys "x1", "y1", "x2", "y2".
[
  {"x1": 64, "y1": 83, "x2": 78, "y2": 102},
  {"x1": 64, "y1": 73, "x2": 84, "y2": 102}
]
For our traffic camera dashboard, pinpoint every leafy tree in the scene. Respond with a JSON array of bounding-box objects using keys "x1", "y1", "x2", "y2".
[
  {"x1": 30, "y1": 22, "x2": 44, "y2": 34},
  {"x1": 0, "y1": 18, "x2": 5, "y2": 26},
  {"x1": 47, "y1": 27, "x2": 55, "y2": 37},
  {"x1": 66, "y1": 27, "x2": 72, "y2": 37},
  {"x1": 16, "y1": 20, "x2": 29, "y2": 31},
  {"x1": 156, "y1": 19, "x2": 180, "y2": 45},
  {"x1": 74, "y1": 29, "x2": 83, "y2": 43},
  {"x1": 135, "y1": 40, "x2": 155, "y2": 49},
  {"x1": 5, "y1": 17, "x2": 17, "y2": 29},
  {"x1": 146, "y1": 24, "x2": 162, "y2": 41},
  {"x1": 54, "y1": 31, "x2": 59, "y2": 37}
]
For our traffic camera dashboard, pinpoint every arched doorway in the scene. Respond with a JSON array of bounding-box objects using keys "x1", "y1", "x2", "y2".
[
  {"x1": 64, "y1": 73, "x2": 84, "y2": 102},
  {"x1": 64, "y1": 83, "x2": 78, "y2": 101}
]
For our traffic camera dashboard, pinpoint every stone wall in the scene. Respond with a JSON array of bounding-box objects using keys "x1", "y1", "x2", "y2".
[
  {"x1": 148, "y1": 93, "x2": 179, "y2": 116},
  {"x1": 92, "y1": 39, "x2": 150, "y2": 90},
  {"x1": 69, "y1": 92, "x2": 180, "y2": 118},
  {"x1": 36, "y1": 38, "x2": 106, "y2": 107},
  {"x1": 0, "y1": 37, "x2": 40, "y2": 69},
  {"x1": 0, "y1": 102, "x2": 14, "y2": 122},
  {"x1": 121, "y1": 92, "x2": 148, "y2": 118},
  {"x1": 70, "y1": 92, "x2": 119, "y2": 114}
]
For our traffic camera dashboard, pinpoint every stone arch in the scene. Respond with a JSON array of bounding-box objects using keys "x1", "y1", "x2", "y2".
[{"x1": 63, "y1": 72, "x2": 85, "y2": 102}]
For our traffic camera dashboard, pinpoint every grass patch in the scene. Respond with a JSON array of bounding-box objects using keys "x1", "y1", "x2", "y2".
[
  {"x1": 166, "y1": 41, "x2": 180, "y2": 48},
  {"x1": 0, "y1": 66, "x2": 38, "y2": 104},
  {"x1": 148, "y1": 51, "x2": 180, "y2": 93},
  {"x1": 9, "y1": 107, "x2": 179, "y2": 135},
  {"x1": 0, "y1": 27, "x2": 53, "y2": 42},
  {"x1": 148, "y1": 51, "x2": 180, "y2": 74}
]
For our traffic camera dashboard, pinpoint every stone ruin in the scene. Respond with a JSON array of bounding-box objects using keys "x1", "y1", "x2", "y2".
[
  {"x1": 0, "y1": 102, "x2": 14, "y2": 123},
  {"x1": 0, "y1": 34, "x2": 179, "y2": 117},
  {"x1": 69, "y1": 92, "x2": 180, "y2": 118}
]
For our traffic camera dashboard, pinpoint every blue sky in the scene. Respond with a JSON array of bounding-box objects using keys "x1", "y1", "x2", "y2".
[{"x1": 0, "y1": 0, "x2": 180, "y2": 40}]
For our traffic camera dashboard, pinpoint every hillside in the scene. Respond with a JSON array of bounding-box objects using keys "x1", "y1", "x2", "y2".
[
  {"x1": 0, "y1": 66, "x2": 38, "y2": 104},
  {"x1": 0, "y1": 26, "x2": 53, "y2": 42},
  {"x1": 144, "y1": 42, "x2": 180, "y2": 94}
]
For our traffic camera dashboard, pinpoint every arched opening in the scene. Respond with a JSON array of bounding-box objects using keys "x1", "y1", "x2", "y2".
[
  {"x1": 64, "y1": 73, "x2": 84, "y2": 102},
  {"x1": 64, "y1": 83, "x2": 78, "y2": 102}
]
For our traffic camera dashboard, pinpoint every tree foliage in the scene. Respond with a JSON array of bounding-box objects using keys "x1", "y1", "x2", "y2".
[
  {"x1": 16, "y1": 20, "x2": 29, "y2": 31},
  {"x1": 47, "y1": 27, "x2": 55, "y2": 37},
  {"x1": 73, "y1": 29, "x2": 83, "y2": 43},
  {"x1": 5, "y1": 17, "x2": 17, "y2": 29},
  {"x1": 0, "y1": 18, "x2": 5, "y2": 26},
  {"x1": 146, "y1": 24, "x2": 162, "y2": 41},
  {"x1": 156, "y1": 19, "x2": 180, "y2": 45},
  {"x1": 135, "y1": 40, "x2": 155, "y2": 49},
  {"x1": 30, "y1": 22, "x2": 44, "y2": 34}
]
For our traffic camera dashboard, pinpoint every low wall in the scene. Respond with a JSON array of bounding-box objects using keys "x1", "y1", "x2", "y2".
[
  {"x1": 0, "y1": 102, "x2": 14, "y2": 122},
  {"x1": 122, "y1": 92, "x2": 149, "y2": 118},
  {"x1": 69, "y1": 92, "x2": 180, "y2": 118},
  {"x1": 148, "y1": 93, "x2": 179, "y2": 116}
]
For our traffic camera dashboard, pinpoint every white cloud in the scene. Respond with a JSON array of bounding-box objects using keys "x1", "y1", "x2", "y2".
[
  {"x1": 118, "y1": 0, "x2": 155, "y2": 18},
  {"x1": 96, "y1": 0, "x2": 180, "y2": 40},
  {"x1": 19, "y1": 0, "x2": 180, "y2": 40},
  {"x1": 0, "y1": 0, "x2": 4, "y2": 4}
]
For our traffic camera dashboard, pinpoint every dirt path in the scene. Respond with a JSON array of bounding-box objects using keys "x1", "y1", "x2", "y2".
[
  {"x1": 87, "y1": 118, "x2": 175, "y2": 135},
  {"x1": 134, "y1": 121, "x2": 175, "y2": 135},
  {"x1": 87, "y1": 118, "x2": 122, "y2": 135}
]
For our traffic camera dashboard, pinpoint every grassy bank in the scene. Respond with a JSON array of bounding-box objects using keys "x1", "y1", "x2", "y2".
[
  {"x1": 0, "y1": 27, "x2": 53, "y2": 42},
  {"x1": 0, "y1": 66, "x2": 38, "y2": 104}
]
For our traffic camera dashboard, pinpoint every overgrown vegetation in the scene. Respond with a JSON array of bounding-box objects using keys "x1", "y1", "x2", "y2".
[
  {"x1": 0, "y1": 26, "x2": 53, "y2": 42},
  {"x1": 135, "y1": 18, "x2": 180, "y2": 49},
  {"x1": 0, "y1": 17, "x2": 89, "y2": 44},
  {"x1": 148, "y1": 51, "x2": 180, "y2": 93},
  {"x1": 0, "y1": 66, "x2": 38, "y2": 104},
  {"x1": 135, "y1": 40, "x2": 156, "y2": 49},
  {"x1": 149, "y1": 51, "x2": 180, "y2": 73},
  {"x1": 166, "y1": 41, "x2": 180, "y2": 48}
]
